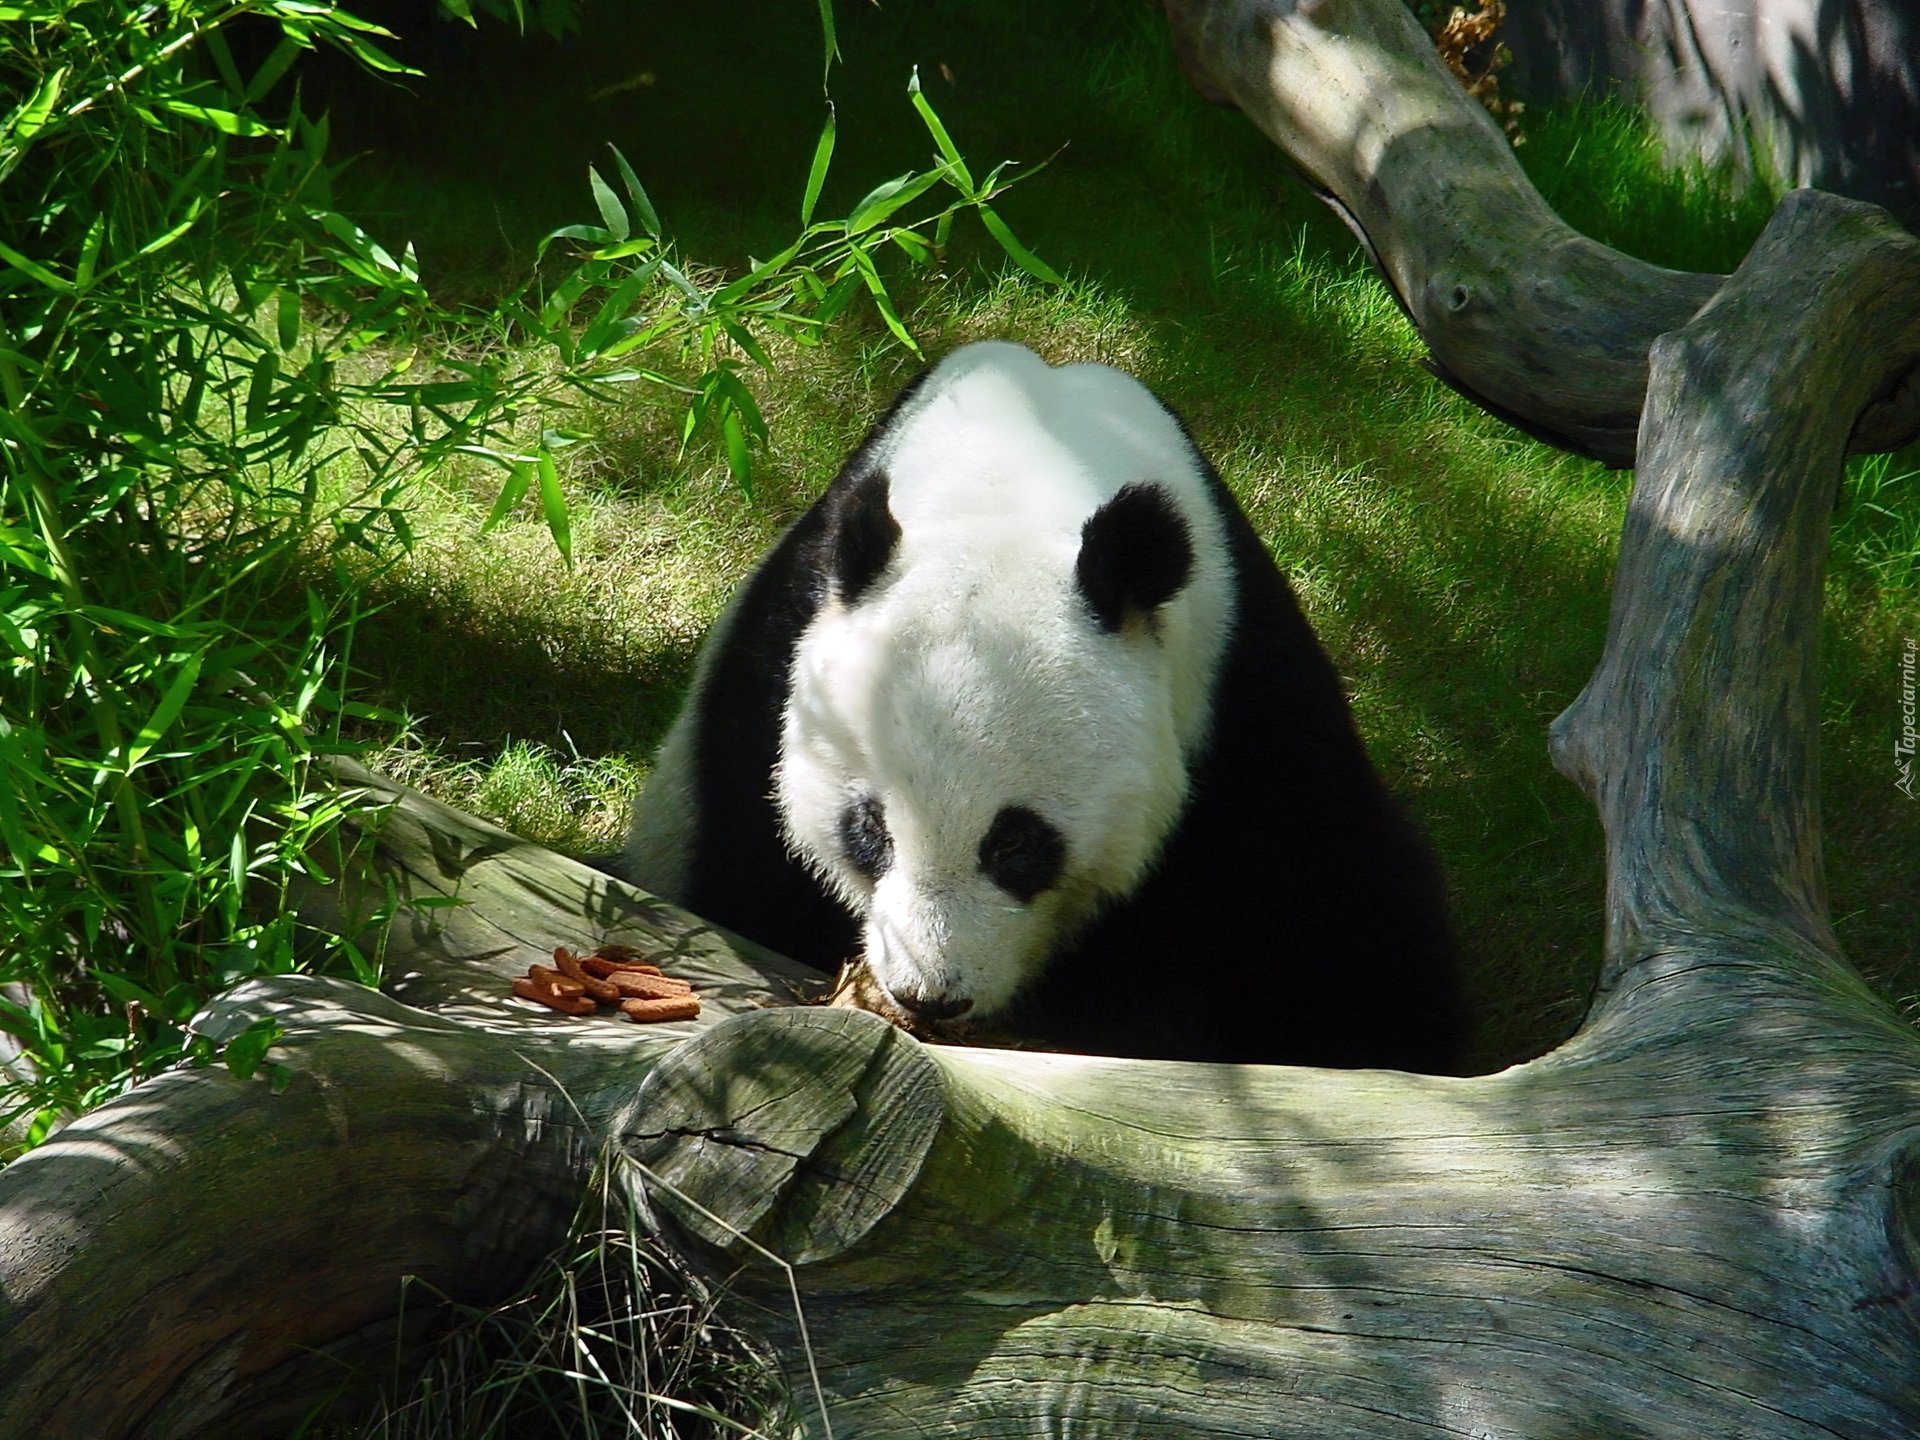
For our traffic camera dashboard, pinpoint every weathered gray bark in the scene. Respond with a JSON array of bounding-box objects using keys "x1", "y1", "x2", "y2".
[
  {"x1": 1502, "y1": 0, "x2": 1920, "y2": 230},
  {"x1": 1, "y1": 5, "x2": 1918, "y2": 1436}
]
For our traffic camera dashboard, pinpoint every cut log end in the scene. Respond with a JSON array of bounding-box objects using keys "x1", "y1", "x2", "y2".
[{"x1": 623, "y1": 1007, "x2": 945, "y2": 1266}]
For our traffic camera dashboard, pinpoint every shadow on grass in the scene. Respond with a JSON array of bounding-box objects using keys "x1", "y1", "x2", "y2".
[{"x1": 347, "y1": 585, "x2": 699, "y2": 761}]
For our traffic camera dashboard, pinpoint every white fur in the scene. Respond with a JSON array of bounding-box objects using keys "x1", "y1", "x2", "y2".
[{"x1": 777, "y1": 342, "x2": 1235, "y2": 1016}]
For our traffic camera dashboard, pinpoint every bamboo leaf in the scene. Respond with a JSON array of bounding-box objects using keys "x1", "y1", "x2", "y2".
[
  {"x1": 811, "y1": 268, "x2": 864, "y2": 326},
  {"x1": 544, "y1": 223, "x2": 614, "y2": 250},
  {"x1": 245, "y1": 352, "x2": 279, "y2": 432},
  {"x1": 816, "y1": 0, "x2": 838, "y2": 85},
  {"x1": 0, "y1": 236, "x2": 71, "y2": 293},
  {"x1": 908, "y1": 67, "x2": 973, "y2": 195},
  {"x1": 0, "y1": 725, "x2": 51, "y2": 876},
  {"x1": 578, "y1": 260, "x2": 660, "y2": 355},
  {"x1": 607, "y1": 145, "x2": 661, "y2": 239},
  {"x1": 801, "y1": 107, "x2": 837, "y2": 226},
  {"x1": 326, "y1": 27, "x2": 418, "y2": 76},
  {"x1": 848, "y1": 168, "x2": 949, "y2": 235},
  {"x1": 721, "y1": 320, "x2": 774, "y2": 373},
  {"x1": 75, "y1": 214, "x2": 105, "y2": 288},
  {"x1": 80, "y1": 607, "x2": 209, "y2": 640},
  {"x1": 158, "y1": 102, "x2": 278, "y2": 138},
  {"x1": 891, "y1": 228, "x2": 934, "y2": 264},
  {"x1": 126, "y1": 651, "x2": 206, "y2": 771},
  {"x1": 716, "y1": 369, "x2": 769, "y2": 443},
  {"x1": 712, "y1": 238, "x2": 804, "y2": 305},
  {"x1": 126, "y1": 208, "x2": 204, "y2": 266},
  {"x1": 851, "y1": 252, "x2": 921, "y2": 355},
  {"x1": 94, "y1": 972, "x2": 166, "y2": 1015},
  {"x1": 536, "y1": 452, "x2": 572, "y2": 564},
  {"x1": 246, "y1": 36, "x2": 308, "y2": 103},
  {"x1": 205, "y1": 30, "x2": 250, "y2": 97},
  {"x1": 223, "y1": 1018, "x2": 285, "y2": 1082},
  {"x1": 590, "y1": 237, "x2": 657, "y2": 261},
  {"x1": 2, "y1": 65, "x2": 66, "y2": 146},
  {"x1": 721, "y1": 410, "x2": 753, "y2": 498},
  {"x1": 588, "y1": 165, "x2": 631, "y2": 243},
  {"x1": 0, "y1": 525, "x2": 53, "y2": 578},
  {"x1": 976, "y1": 203, "x2": 1065, "y2": 285}
]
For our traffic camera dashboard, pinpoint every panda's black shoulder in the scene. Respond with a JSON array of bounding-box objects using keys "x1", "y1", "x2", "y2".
[{"x1": 708, "y1": 362, "x2": 937, "y2": 666}]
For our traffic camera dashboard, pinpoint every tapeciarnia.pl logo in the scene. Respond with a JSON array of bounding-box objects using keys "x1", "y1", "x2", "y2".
[{"x1": 1898, "y1": 636, "x2": 1917, "y2": 799}]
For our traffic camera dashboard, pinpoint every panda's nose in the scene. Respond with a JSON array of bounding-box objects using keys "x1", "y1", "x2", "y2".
[{"x1": 892, "y1": 988, "x2": 974, "y2": 1022}]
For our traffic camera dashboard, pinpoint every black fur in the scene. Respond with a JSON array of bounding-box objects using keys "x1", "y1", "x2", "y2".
[
  {"x1": 1006, "y1": 451, "x2": 1466, "y2": 1072},
  {"x1": 840, "y1": 795, "x2": 893, "y2": 881},
  {"x1": 1075, "y1": 483, "x2": 1195, "y2": 631},
  {"x1": 827, "y1": 466, "x2": 900, "y2": 606},
  {"x1": 666, "y1": 363, "x2": 1467, "y2": 1071},
  {"x1": 978, "y1": 805, "x2": 1067, "y2": 903}
]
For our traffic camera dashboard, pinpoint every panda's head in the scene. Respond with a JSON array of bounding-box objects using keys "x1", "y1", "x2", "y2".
[{"x1": 776, "y1": 344, "x2": 1234, "y2": 1023}]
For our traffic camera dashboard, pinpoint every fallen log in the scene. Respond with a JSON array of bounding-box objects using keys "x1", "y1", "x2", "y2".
[{"x1": 0, "y1": 771, "x2": 822, "y2": 1439}]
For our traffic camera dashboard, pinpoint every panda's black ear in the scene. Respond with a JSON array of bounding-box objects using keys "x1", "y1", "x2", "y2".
[
  {"x1": 1076, "y1": 483, "x2": 1195, "y2": 633},
  {"x1": 829, "y1": 466, "x2": 901, "y2": 606}
]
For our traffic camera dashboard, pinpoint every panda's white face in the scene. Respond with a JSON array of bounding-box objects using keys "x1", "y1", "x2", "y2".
[
  {"x1": 775, "y1": 343, "x2": 1233, "y2": 1021},
  {"x1": 779, "y1": 568, "x2": 1192, "y2": 1016}
]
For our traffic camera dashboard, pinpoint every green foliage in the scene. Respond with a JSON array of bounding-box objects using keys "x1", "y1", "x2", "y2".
[
  {"x1": 439, "y1": 0, "x2": 584, "y2": 42},
  {"x1": 484, "y1": 66, "x2": 1057, "y2": 507},
  {"x1": 0, "y1": 0, "x2": 458, "y2": 1148}
]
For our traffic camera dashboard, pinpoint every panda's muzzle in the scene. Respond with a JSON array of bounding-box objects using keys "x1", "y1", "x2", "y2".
[
  {"x1": 866, "y1": 911, "x2": 975, "y2": 1021},
  {"x1": 890, "y1": 988, "x2": 974, "y2": 1022}
]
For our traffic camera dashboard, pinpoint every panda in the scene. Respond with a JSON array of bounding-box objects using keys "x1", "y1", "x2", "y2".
[{"x1": 624, "y1": 341, "x2": 1467, "y2": 1071}]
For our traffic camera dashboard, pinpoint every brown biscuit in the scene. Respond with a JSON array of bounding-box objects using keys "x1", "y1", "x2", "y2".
[
  {"x1": 620, "y1": 995, "x2": 701, "y2": 1023},
  {"x1": 513, "y1": 976, "x2": 597, "y2": 1015}
]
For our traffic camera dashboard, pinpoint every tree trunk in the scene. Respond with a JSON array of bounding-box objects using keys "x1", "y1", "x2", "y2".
[
  {"x1": 3, "y1": 4, "x2": 1920, "y2": 1436},
  {"x1": 1500, "y1": 0, "x2": 1920, "y2": 231}
]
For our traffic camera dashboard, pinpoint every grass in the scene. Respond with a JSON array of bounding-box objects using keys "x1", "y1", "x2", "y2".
[
  {"x1": 304, "y1": 4, "x2": 1917, "y2": 1072},
  {"x1": 330, "y1": 1153, "x2": 795, "y2": 1439},
  {"x1": 1515, "y1": 96, "x2": 1787, "y2": 274}
]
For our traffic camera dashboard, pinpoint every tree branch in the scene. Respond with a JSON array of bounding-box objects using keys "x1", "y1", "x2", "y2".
[{"x1": 1158, "y1": 0, "x2": 1920, "y2": 465}]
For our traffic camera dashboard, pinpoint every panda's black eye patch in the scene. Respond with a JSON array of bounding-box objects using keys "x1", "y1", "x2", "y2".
[
  {"x1": 840, "y1": 795, "x2": 893, "y2": 880},
  {"x1": 977, "y1": 805, "x2": 1066, "y2": 903}
]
